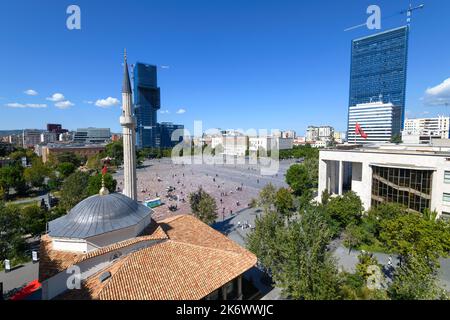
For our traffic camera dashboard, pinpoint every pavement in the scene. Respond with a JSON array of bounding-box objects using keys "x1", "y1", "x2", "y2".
[
  {"x1": 0, "y1": 261, "x2": 39, "y2": 296},
  {"x1": 114, "y1": 157, "x2": 294, "y2": 221}
]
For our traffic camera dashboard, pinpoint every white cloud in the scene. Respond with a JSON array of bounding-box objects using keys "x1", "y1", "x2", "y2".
[
  {"x1": 176, "y1": 108, "x2": 186, "y2": 114},
  {"x1": 46, "y1": 93, "x2": 65, "y2": 102},
  {"x1": 24, "y1": 89, "x2": 38, "y2": 96},
  {"x1": 83, "y1": 100, "x2": 94, "y2": 104},
  {"x1": 95, "y1": 97, "x2": 120, "y2": 108},
  {"x1": 55, "y1": 100, "x2": 74, "y2": 109},
  {"x1": 160, "y1": 109, "x2": 170, "y2": 114},
  {"x1": 423, "y1": 78, "x2": 450, "y2": 106},
  {"x1": 5, "y1": 102, "x2": 47, "y2": 108}
]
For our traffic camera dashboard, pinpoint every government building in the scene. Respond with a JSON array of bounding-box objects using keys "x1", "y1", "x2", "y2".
[
  {"x1": 318, "y1": 143, "x2": 450, "y2": 220},
  {"x1": 38, "y1": 52, "x2": 257, "y2": 300}
]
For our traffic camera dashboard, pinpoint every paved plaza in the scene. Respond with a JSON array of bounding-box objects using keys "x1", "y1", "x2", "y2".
[{"x1": 114, "y1": 157, "x2": 294, "y2": 221}]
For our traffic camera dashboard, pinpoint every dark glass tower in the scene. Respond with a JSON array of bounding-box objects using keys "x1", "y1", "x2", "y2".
[
  {"x1": 348, "y1": 26, "x2": 409, "y2": 136},
  {"x1": 133, "y1": 62, "x2": 161, "y2": 148}
]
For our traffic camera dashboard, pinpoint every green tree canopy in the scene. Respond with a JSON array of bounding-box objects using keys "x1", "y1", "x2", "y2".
[
  {"x1": 388, "y1": 253, "x2": 448, "y2": 300},
  {"x1": 380, "y1": 213, "x2": 450, "y2": 265},
  {"x1": 258, "y1": 183, "x2": 277, "y2": 212},
  {"x1": 285, "y1": 164, "x2": 313, "y2": 197},
  {"x1": 275, "y1": 187, "x2": 294, "y2": 218},
  {"x1": 325, "y1": 191, "x2": 363, "y2": 229},
  {"x1": 21, "y1": 204, "x2": 47, "y2": 236},
  {"x1": 24, "y1": 158, "x2": 51, "y2": 189},
  {"x1": 56, "y1": 152, "x2": 83, "y2": 167},
  {"x1": 188, "y1": 187, "x2": 218, "y2": 224},
  {"x1": 0, "y1": 163, "x2": 26, "y2": 199},
  {"x1": 60, "y1": 171, "x2": 90, "y2": 211},
  {"x1": 87, "y1": 173, "x2": 117, "y2": 196},
  {"x1": 105, "y1": 140, "x2": 124, "y2": 165},
  {"x1": 57, "y1": 162, "x2": 76, "y2": 178},
  {"x1": 0, "y1": 203, "x2": 26, "y2": 261}
]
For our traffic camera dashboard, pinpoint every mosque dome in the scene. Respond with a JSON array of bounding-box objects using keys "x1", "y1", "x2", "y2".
[{"x1": 48, "y1": 192, "x2": 151, "y2": 240}]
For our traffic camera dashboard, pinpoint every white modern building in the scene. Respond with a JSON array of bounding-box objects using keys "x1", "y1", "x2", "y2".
[
  {"x1": 318, "y1": 144, "x2": 450, "y2": 219},
  {"x1": 211, "y1": 134, "x2": 248, "y2": 156},
  {"x1": 248, "y1": 136, "x2": 293, "y2": 152},
  {"x1": 40, "y1": 132, "x2": 58, "y2": 144},
  {"x1": 306, "y1": 125, "x2": 334, "y2": 143},
  {"x1": 402, "y1": 116, "x2": 450, "y2": 143},
  {"x1": 347, "y1": 102, "x2": 400, "y2": 144},
  {"x1": 74, "y1": 127, "x2": 111, "y2": 144}
]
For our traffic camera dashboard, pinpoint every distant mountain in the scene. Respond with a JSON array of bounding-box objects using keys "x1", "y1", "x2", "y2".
[{"x1": 0, "y1": 130, "x2": 23, "y2": 137}]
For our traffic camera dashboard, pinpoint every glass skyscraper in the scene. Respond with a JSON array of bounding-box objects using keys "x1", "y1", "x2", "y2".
[
  {"x1": 133, "y1": 62, "x2": 161, "y2": 148},
  {"x1": 347, "y1": 26, "x2": 409, "y2": 139}
]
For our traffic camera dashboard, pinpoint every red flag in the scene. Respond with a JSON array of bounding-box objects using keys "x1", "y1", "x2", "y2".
[
  {"x1": 355, "y1": 122, "x2": 368, "y2": 139},
  {"x1": 101, "y1": 166, "x2": 108, "y2": 176}
]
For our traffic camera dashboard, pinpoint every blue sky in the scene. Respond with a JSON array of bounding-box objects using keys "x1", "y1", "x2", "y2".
[{"x1": 1, "y1": 0, "x2": 449, "y2": 135}]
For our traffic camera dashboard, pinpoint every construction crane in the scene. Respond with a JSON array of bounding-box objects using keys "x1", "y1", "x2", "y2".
[
  {"x1": 401, "y1": 3, "x2": 425, "y2": 25},
  {"x1": 344, "y1": 3, "x2": 424, "y2": 32}
]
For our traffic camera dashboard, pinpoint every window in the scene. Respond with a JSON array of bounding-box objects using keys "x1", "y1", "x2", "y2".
[
  {"x1": 441, "y1": 212, "x2": 450, "y2": 221},
  {"x1": 444, "y1": 171, "x2": 450, "y2": 184},
  {"x1": 443, "y1": 193, "x2": 450, "y2": 203}
]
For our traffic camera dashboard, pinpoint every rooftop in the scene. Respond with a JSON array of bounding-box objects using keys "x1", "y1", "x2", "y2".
[{"x1": 41, "y1": 215, "x2": 257, "y2": 300}]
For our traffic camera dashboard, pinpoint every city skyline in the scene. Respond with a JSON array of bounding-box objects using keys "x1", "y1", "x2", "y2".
[{"x1": 1, "y1": 0, "x2": 450, "y2": 135}]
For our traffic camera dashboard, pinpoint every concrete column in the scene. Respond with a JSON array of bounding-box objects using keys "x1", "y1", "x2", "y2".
[
  {"x1": 237, "y1": 276, "x2": 243, "y2": 300},
  {"x1": 338, "y1": 160, "x2": 344, "y2": 195}
]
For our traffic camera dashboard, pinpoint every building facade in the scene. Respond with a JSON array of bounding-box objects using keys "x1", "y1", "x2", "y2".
[
  {"x1": 159, "y1": 122, "x2": 184, "y2": 148},
  {"x1": 73, "y1": 128, "x2": 111, "y2": 144},
  {"x1": 347, "y1": 102, "x2": 399, "y2": 144},
  {"x1": 133, "y1": 62, "x2": 161, "y2": 148},
  {"x1": 348, "y1": 26, "x2": 409, "y2": 137},
  {"x1": 318, "y1": 144, "x2": 450, "y2": 219},
  {"x1": 41, "y1": 144, "x2": 106, "y2": 163},
  {"x1": 22, "y1": 129, "x2": 42, "y2": 148},
  {"x1": 403, "y1": 116, "x2": 450, "y2": 140}
]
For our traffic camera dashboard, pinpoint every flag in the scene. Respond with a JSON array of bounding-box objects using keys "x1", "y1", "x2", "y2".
[
  {"x1": 101, "y1": 166, "x2": 108, "y2": 176},
  {"x1": 355, "y1": 122, "x2": 368, "y2": 139}
]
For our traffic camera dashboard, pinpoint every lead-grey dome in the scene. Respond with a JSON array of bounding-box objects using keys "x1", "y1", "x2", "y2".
[{"x1": 48, "y1": 192, "x2": 151, "y2": 239}]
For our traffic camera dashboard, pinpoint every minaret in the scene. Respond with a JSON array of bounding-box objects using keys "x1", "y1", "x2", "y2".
[{"x1": 120, "y1": 49, "x2": 137, "y2": 200}]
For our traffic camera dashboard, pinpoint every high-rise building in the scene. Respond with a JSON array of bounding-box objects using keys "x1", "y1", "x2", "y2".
[
  {"x1": 47, "y1": 123, "x2": 68, "y2": 134},
  {"x1": 133, "y1": 62, "x2": 161, "y2": 148},
  {"x1": 73, "y1": 127, "x2": 111, "y2": 144},
  {"x1": 348, "y1": 26, "x2": 409, "y2": 137},
  {"x1": 347, "y1": 101, "x2": 399, "y2": 144},
  {"x1": 158, "y1": 122, "x2": 184, "y2": 148}
]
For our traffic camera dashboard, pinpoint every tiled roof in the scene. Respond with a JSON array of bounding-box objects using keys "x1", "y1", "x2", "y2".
[
  {"x1": 50, "y1": 214, "x2": 257, "y2": 300},
  {"x1": 39, "y1": 220, "x2": 167, "y2": 282}
]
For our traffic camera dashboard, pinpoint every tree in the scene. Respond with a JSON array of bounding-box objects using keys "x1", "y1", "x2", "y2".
[
  {"x1": 85, "y1": 155, "x2": 103, "y2": 171},
  {"x1": 21, "y1": 205, "x2": 47, "y2": 236},
  {"x1": 380, "y1": 213, "x2": 450, "y2": 266},
  {"x1": 246, "y1": 211, "x2": 284, "y2": 276},
  {"x1": 56, "y1": 152, "x2": 82, "y2": 167},
  {"x1": 321, "y1": 189, "x2": 330, "y2": 205},
  {"x1": 325, "y1": 191, "x2": 363, "y2": 229},
  {"x1": 275, "y1": 188, "x2": 294, "y2": 218},
  {"x1": 105, "y1": 140, "x2": 123, "y2": 165},
  {"x1": 0, "y1": 203, "x2": 26, "y2": 261},
  {"x1": 60, "y1": 171, "x2": 90, "y2": 211},
  {"x1": 258, "y1": 183, "x2": 277, "y2": 212},
  {"x1": 274, "y1": 207, "x2": 342, "y2": 299},
  {"x1": 285, "y1": 164, "x2": 313, "y2": 196},
  {"x1": 188, "y1": 187, "x2": 218, "y2": 224},
  {"x1": 303, "y1": 156, "x2": 319, "y2": 188},
  {"x1": 87, "y1": 173, "x2": 117, "y2": 196},
  {"x1": 388, "y1": 253, "x2": 448, "y2": 300},
  {"x1": 0, "y1": 164, "x2": 26, "y2": 199},
  {"x1": 24, "y1": 158, "x2": 50, "y2": 189},
  {"x1": 57, "y1": 162, "x2": 76, "y2": 178},
  {"x1": 390, "y1": 134, "x2": 402, "y2": 144}
]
